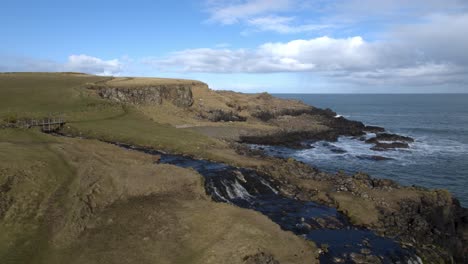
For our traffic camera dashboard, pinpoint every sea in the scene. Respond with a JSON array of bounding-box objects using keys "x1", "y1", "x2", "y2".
[{"x1": 270, "y1": 94, "x2": 468, "y2": 207}]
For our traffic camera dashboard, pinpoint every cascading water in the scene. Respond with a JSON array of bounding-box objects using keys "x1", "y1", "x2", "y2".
[{"x1": 117, "y1": 143, "x2": 422, "y2": 264}]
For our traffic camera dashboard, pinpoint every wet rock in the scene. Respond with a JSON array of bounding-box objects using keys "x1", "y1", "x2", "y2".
[
  {"x1": 362, "y1": 239, "x2": 371, "y2": 247},
  {"x1": 356, "y1": 155, "x2": 393, "y2": 161},
  {"x1": 360, "y1": 248, "x2": 371, "y2": 255},
  {"x1": 243, "y1": 252, "x2": 279, "y2": 264},
  {"x1": 330, "y1": 147, "x2": 347, "y2": 154},
  {"x1": 320, "y1": 244, "x2": 330, "y2": 253},
  {"x1": 295, "y1": 222, "x2": 312, "y2": 233},
  {"x1": 311, "y1": 216, "x2": 345, "y2": 229},
  {"x1": 349, "y1": 252, "x2": 382, "y2": 264},
  {"x1": 371, "y1": 178, "x2": 399, "y2": 189},
  {"x1": 371, "y1": 142, "x2": 410, "y2": 151},
  {"x1": 378, "y1": 192, "x2": 468, "y2": 263},
  {"x1": 239, "y1": 109, "x2": 367, "y2": 148},
  {"x1": 366, "y1": 133, "x2": 414, "y2": 144},
  {"x1": 353, "y1": 172, "x2": 371, "y2": 181},
  {"x1": 363, "y1": 126, "x2": 385, "y2": 133}
]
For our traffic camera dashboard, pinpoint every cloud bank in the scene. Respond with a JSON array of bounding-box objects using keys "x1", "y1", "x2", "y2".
[
  {"x1": 0, "y1": 54, "x2": 123, "y2": 76},
  {"x1": 147, "y1": 12, "x2": 468, "y2": 86}
]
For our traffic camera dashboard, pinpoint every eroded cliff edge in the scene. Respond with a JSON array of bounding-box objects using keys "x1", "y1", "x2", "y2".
[{"x1": 88, "y1": 77, "x2": 208, "y2": 107}]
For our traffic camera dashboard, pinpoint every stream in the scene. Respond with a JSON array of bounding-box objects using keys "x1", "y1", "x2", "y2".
[{"x1": 116, "y1": 143, "x2": 421, "y2": 264}]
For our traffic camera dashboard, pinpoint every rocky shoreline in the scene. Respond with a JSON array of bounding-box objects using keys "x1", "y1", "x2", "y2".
[
  {"x1": 232, "y1": 141, "x2": 468, "y2": 263},
  {"x1": 56, "y1": 125, "x2": 468, "y2": 263}
]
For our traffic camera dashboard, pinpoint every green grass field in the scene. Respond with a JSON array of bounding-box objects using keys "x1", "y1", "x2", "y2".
[{"x1": 0, "y1": 73, "x2": 235, "y2": 161}]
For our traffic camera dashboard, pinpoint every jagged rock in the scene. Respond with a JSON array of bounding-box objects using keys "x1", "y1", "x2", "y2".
[
  {"x1": 366, "y1": 133, "x2": 414, "y2": 144},
  {"x1": 363, "y1": 126, "x2": 385, "y2": 133},
  {"x1": 360, "y1": 248, "x2": 371, "y2": 255},
  {"x1": 204, "y1": 109, "x2": 247, "y2": 122},
  {"x1": 295, "y1": 222, "x2": 312, "y2": 233},
  {"x1": 371, "y1": 142, "x2": 410, "y2": 151},
  {"x1": 93, "y1": 84, "x2": 198, "y2": 107}
]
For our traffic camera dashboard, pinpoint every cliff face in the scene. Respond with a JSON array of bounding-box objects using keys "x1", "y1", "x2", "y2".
[
  {"x1": 92, "y1": 79, "x2": 208, "y2": 107},
  {"x1": 96, "y1": 84, "x2": 194, "y2": 107}
]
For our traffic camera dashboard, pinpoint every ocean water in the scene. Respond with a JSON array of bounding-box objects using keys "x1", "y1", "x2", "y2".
[{"x1": 272, "y1": 94, "x2": 468, "y2": 207}]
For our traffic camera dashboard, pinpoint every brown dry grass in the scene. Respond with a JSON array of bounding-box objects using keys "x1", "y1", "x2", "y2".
[{"x1": 0, "y1": 129, "x2": 317, "y2": 264}]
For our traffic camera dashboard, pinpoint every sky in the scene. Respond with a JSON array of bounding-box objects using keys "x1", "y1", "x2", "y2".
[{"x1": 1, "y1": 0, "x2": 468, "y2": 93}]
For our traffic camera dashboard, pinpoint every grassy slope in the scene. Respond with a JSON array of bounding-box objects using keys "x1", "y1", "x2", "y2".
[
  {"x1": 0, "y1": 73, "x2": 261, "y2": 166},
  {"x1": 0, "y1": 129, "x2": 317, "y2": 264},
  {"x1": 0, "y1": 73, "x2": 108, "y2": 118},
  {"x1": 0, "y1": 73, "x2": 316, "y2": 263}
]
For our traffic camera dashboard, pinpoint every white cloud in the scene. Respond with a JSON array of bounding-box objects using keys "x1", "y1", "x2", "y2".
[
  {"x1": 65, "y1": 54, "x2": 122, "y2": 76},
  {"x1": 0, "y1": 54, "x2": 123, "y2": 76},
  {"x1": 206, "y1": 0, "x2": 294, "y2": 24},
  {"x1": 246, "y1": 15, "x2": 331, "y2": 34},
  {"x1": 206, "y1": 0, "x2": 329, "y2": 34},
  {"x1": 389, "y1": 14, "x2": 468, "y2": 65},
  {"x1": 146, "y1": 10, "x2": 468, "y2": 87},
  {"x1": 205, "y1": 0, "x2": 468, "y2": 37},
  {"x1": 148, "y1": 36, "x2": 376, "y2": 73}
]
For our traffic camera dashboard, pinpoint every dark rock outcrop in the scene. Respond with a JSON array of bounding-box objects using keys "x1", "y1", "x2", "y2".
[
  {"x1": 245, "y1": 155, "x2": 467, "y2": 263},
  {"x1": 356, "y1": 155, "x2": 393, "y2": 161},
  {"x1": 92, "y1": 83, "x2": 202, "y2": 107},
  {"x1": 240, "y1": 112, "x2": 367, "y2": 148},
  {"x1": 363, "y1": 125, "x2": 385, "y2": 133},
  {"x1": 366, "y1": 133, "x2": 415, "y2": 144},
  {"x1": 371, "y1": 142, "x2": 410, "y2": 151},
  {"x1": 251, "y1": 107, "x2": 336, "y2": 122},
  {"x1": 203, "y1": 109, "x2": 247, "y2": 122},
  {"x1": 378, "y1": 192, "x2": 468, "y2": 263}
]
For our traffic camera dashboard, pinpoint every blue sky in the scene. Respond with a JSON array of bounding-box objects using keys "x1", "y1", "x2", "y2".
[{"x1": 1, "y1": 0, "x2": 468, "y2": 93}]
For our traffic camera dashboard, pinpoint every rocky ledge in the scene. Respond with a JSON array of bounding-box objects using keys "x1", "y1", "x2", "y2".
[
  {"x1": 233, "y1": 144, "x2": 468, "y2": 263},
  {"x1": 365, "y1": 133, "x2": 415, "y2": 151},
  {"x1": 239, "y1": 110, "x2": 390, "y2": 149},
  {"x1": 88, "y1": 79, "x2": 208, "y2": 107}
]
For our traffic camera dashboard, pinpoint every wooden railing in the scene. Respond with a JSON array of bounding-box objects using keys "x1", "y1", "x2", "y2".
[{"x1": 4, "y1": 117, "x2": 66, "y2": 132}]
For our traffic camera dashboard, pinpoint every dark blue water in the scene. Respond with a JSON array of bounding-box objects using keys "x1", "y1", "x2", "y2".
[{"x1": 272, "y1": 94, "x2": 468, "y2": 207}]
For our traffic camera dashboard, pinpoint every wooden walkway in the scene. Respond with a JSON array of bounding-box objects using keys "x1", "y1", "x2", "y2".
[{"x1": 7, "y1": 117, "x2": 66, "y2": 132}]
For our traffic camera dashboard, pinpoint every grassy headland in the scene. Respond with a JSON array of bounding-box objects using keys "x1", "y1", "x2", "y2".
[{"x1": 0, "y1": 72, "x2": 466, "y2": 263}]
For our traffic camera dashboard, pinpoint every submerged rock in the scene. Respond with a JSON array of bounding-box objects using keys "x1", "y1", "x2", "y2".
[
  {"x1": 366, "y1": 133, "x2": 415, "y2": 144},
  {"x1": 371, "y1": 142, "x2": 410, "y2": 151},
  {"x1": 356, "y1": 155, "x2": 393, "y2": 161}
]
